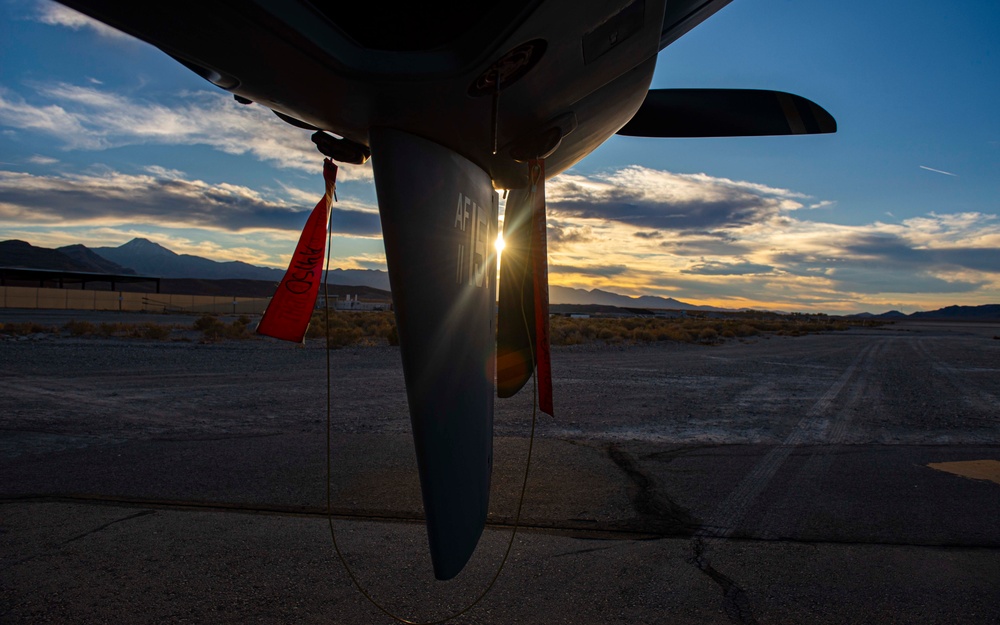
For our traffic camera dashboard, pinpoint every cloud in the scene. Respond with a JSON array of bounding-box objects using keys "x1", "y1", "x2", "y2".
[
  {"x1": 833, "y1": 230, "x2": 1000, "y2": 273},
  {"x1": 0, "y1": 169, "x2": 382, "y2": 236},
  {"x1": 27, "y1": 155, "x2": 59, "y2": 165},
  {"x1": 660, "y1": 233, "x2": 753, "y2": 256},
  {"x1": 682, "y1": 261, "x2": 774, "y2": 276},
  {"x1": 0, "y1": 83, "x2": 373, "y2": 181},
  {"x1": 774, "y1": 256, "x2": 984, "y2": 294},
  {"x1": 547, "y1": 221, "x2": 595, "y2": 246},
  {"x1": 547, "y1": 165, "x2": 810, "y2": 231},
  {"x1": 539, "y1": 168, "x2": 999, "y2": 307},
  {"x1": 768, "y1": 225, "x2": 999, "y2": 295},
  {"x1": 550, "y1": 263, "x2": 629, "y2": 278},
  {"x1": 34, "y1": 1, "x2": 131, "y2": 39}
]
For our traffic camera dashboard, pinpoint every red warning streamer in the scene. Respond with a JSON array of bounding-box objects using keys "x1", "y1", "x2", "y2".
[
  {"x1": 257, "y1": 159, "x2": 338, "y2": 343},
  {"x1": 529, "y1": 159, "x2": 553, "y2": 416}
]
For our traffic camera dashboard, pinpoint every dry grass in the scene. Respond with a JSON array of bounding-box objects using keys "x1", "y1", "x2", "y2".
[
  {"x1": 547, "y1": 313, "x2": 859, "y2": 345},
  {"x1": 194, "y1": 314, "x2": 253, "y2": 342},
  {"x1": 2, "y1": 310, "x2": 880, "y2": 346},
  {"x1": 305, "y1": 310, "x2": 398, "y2": 347},
  {"x1": 0, "y1": 321, "x2": 58, "y2": 336}
]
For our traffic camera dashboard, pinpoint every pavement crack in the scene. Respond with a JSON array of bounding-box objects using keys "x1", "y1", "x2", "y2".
[
  {"x1": 11, "y1": 509, "x2": 155, "y2": 567},
  {"x1": 689, "y1": 537, "x2": 759, "y2": 625},
  {"x1": 552, "y1": 544, "x2": 616, "y2": 558},
  {"x1": 59, "y1": 509, "x2": 155, "y2": 547},
  {"x1": 607, "y1": 444, "x2": 700, "y2": 534}
]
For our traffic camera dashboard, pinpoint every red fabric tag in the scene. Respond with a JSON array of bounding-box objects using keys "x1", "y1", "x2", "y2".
[{"x1": 257, "y1": 160, "x2": 338, "y2": 342}]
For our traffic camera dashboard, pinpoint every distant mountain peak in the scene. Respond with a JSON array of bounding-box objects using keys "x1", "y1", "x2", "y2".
[{"x1": 117, "y1": 238, "x2": 177, "y2": 256}]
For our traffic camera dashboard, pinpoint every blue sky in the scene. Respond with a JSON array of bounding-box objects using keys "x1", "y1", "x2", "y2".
[{"x1": 1, "y1": 0, "x2": 998, "y2": 313}]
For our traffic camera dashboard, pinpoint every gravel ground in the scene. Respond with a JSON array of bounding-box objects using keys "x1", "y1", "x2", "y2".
[{"x1": 2, "y1": 316, "x2": 998, "y2": 454}]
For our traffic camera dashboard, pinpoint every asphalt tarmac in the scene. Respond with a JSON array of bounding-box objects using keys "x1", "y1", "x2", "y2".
[{"x1": 2, "y1": 315, "x2": 999, "y2": 623}]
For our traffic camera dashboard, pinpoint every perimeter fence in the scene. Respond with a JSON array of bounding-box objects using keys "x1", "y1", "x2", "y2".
[{"x1": 0, "y1": 286, "x2": 269, "y2": 314}]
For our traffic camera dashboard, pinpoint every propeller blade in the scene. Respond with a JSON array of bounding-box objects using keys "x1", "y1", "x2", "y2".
[
  {"x1": 617, "y1": 88, "x2": 836, "y2": 138},
  {"x1": 370, "y1": 128, "x2": 497, "y2": 580}
]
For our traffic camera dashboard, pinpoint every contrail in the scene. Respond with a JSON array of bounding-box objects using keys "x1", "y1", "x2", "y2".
[{"x1": 919, "y1": 165, "x2": 957, "y2": 177}]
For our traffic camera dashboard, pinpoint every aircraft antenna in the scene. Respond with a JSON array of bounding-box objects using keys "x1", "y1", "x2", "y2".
[{"x1": 491, "y1": 68, "x2": 501, "y2": 155}]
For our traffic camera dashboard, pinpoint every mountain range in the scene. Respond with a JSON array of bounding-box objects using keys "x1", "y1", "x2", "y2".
[
  {"x1": 0, "y1": 238, "x2": 733, "y2": 311},
  {"x1": 549, "y1": 285, "x2": 731, "y2": 312},
  {"x1": 1, "y1": 238, "x2": 997, "y2": 318},
  {"x1": 1, "y1": 238, "x2": 391, "y2": 290}
]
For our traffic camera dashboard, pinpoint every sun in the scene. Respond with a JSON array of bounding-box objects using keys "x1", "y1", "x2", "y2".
[{"x1": 494, "y1": 232, "x2": 505, "y2": 253}]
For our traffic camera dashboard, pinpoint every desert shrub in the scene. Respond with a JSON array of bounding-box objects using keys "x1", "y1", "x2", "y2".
[
  {"x1": 550, "y1": 318, "x2": 584, "y2": 345},
  {"x1": 194, "y1": 314, "x2": 221, "y2": 332},
  {"x1": 225, "y1": 316, "x2": 251, "y2": 339},
  {"x1": 64, "y1": 320, "x2": 96, "y2": 336},
  {"x1": 632, "y1": 329, "x2": 656, "y2": 342},
  {"x1": 139, "y1": 323, "x2": 172, "y2": 340},
  {"x1": 305, "y1": 319, "x2": 326, "y2": 339},
  {"x1": 698, "y1": 327, "x2": 719, "y2": 342},
  {"x1": 385, "y1": 323, "x2": 399, "y2": 346},
  {"x1": 668, "y1": 328, "x2": 693, "y2": 342},
  {"x1": 193, "y1": 315, "x2": 228, "y2": 341},
  {"x1": 752, "y1": 320, "x2": 783, "y2": 332},
  {"x1": 798, "y1": 322, "x2": 828, "y2": 333},
  {"x1": 196, "y1": 315, "x2": 252, "y2": 341},
  {"x1": 97, "y1": 322, "x2": 124, "y2": 337},
  {"x1": 1, "y1": 321, "x2": 56, "y2": 335},
  {"x1": 329, "y1": 325, "x2": 365, "y2": 347},
  {"x1": 597, "y1": 327, "x2": 618, "y2": 341},
  {"x1": 304, "y1": 310, "x2": 397, "y2": 347}
]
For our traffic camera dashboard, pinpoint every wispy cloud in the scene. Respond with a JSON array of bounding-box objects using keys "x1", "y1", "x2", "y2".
[
  {"x1": 27, "y1": 155, "x2": 59, "y2": 165},
  {"x1": 633, "y1": 230, "x2": 662, "y2": 239},
  {"x1": 550, "y1": 263, "x2": 629, "y2": 278},
  {"x1": 547, "y1": 166, "x2": 809, "y2": 231},
  {"x1": 0, "y1": 83, "x2": 373, "y2": 181},
  {"x1": 34, "y1": 1, "x2": 131, "y2": 39},
  {"x1": 682, "y1": 261, "x2": 774, "y2": 276},
  {"x1": 919, "y1": 165, "x2": 958, "y2": 177},
  {"x1": 0, "y1": 168, "x2": 382, "y2": 236}
]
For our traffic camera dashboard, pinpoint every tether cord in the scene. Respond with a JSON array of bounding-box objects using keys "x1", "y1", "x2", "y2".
[{"x1": 322, "y1": 183, "x2": 542, "y2": 624}]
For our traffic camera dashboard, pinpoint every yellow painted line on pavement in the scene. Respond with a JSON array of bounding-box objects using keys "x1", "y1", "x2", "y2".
[{"x1": 927, "y1": 460, "x2": 1000, "y2": 486}]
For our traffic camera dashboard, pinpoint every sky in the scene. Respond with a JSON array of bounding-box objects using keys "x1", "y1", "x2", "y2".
[{"x1": 1, "y1": 0, "x2": 998, "y2": 314}]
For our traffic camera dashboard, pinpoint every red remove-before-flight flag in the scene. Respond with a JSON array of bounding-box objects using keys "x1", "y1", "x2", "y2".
[
  {"x1": 256, "y1": 159, "x2": 338, "y2": 343},
  {"x1": 529, "y1": 159, "x2": 554, "y2": 416}
]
